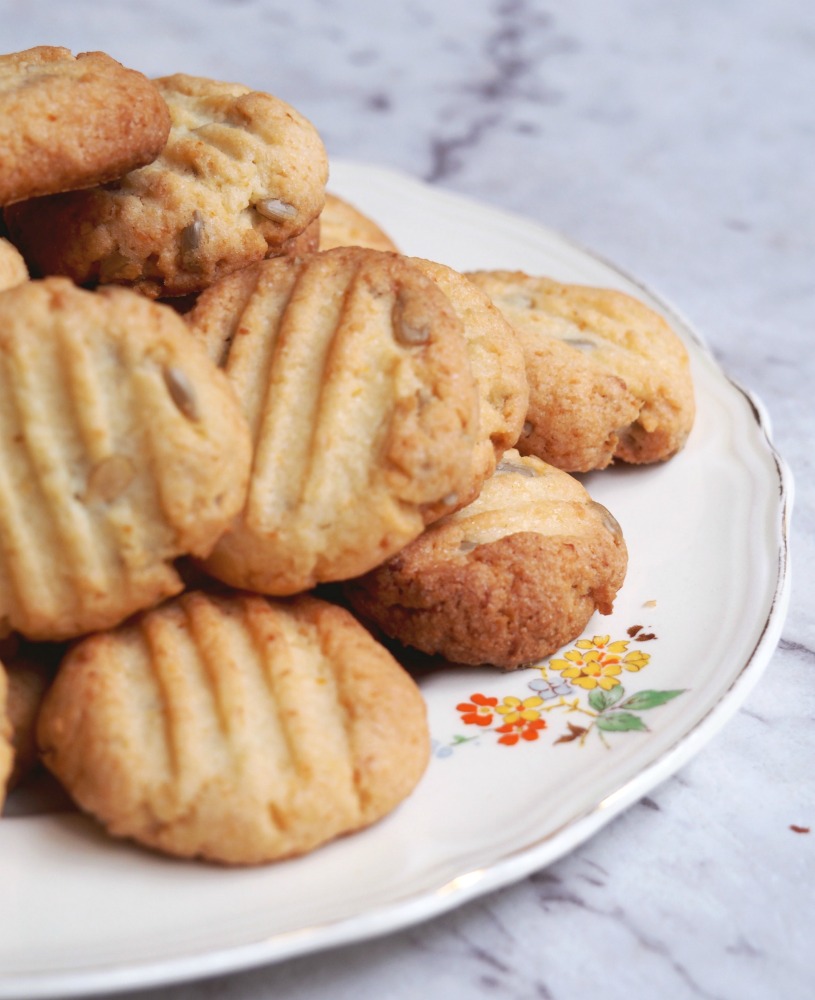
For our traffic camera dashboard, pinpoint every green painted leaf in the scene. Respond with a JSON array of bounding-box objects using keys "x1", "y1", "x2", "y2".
[
  {"x1": 589, "y1": 685, "x2": 626, "y2": 712},
  {"x1": 617, "y1": 689, "x2": 686, "y2": 711},
  {"x1": 596, "y1": 712, "x2": 648, "y2": 732}
]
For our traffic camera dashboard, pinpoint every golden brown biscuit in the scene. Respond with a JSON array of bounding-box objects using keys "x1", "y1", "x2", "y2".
[
  {"x1": 319, "y1": 193, "x2": 399, "y2": 253},
  {"x1": 0, "y1": 237, "x2": 28, "y2": 291},
  {"x1": 2, "y1": 642, "x2": 56, "y2": 790},
  {"x1": 410, "y1": 259, "x2": 528, "y2": 493},
  {"x1": 345, "y1": 450, "x2": 628, "y2": 669},
  {"x1": 186, "y1": 247, "x2": 481, "y2": 595},
  {"x1": 467, "y1": 272, "x2": 695, "y2": 471},
  {"x1": 0, "y1": 46, "x2": 170, "y2": 206},
  {"x1": 37, "y1": 591, "x2": 430, "y2": 865},
  {"x1": 0, "y1": 663, "x2": 11, "y2": 808},
  {"x1": 5, "y1": 73, "x2": 328, "y2": 297},
  {"x1": 0, "y1": 278, "x2": 251, "y2": 640}
]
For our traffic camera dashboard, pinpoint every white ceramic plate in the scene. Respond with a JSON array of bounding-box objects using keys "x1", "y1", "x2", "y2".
[{"x1": 0, "y1": 162, "x2": 792, "y2": 999}]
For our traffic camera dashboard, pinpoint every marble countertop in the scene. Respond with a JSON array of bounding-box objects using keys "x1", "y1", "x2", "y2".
[{"x1": 1, "y1": 1, "x2": 812, "y2": 998}]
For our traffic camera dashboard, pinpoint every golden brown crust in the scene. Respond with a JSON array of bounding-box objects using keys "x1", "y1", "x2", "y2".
[
  {"x1": 187, "y1": 248, "x2": 481, "y2": 595},
  {"x1": 345, "y1": 451, "x2": 628, "y2": 669},
  {"x1": 467, "y1": 271, "x2": 695, "y2": 471},
  {"x1": 0, "y1": 663, "x2": 11, "y2": 808},
  {"x1": 0, "y1": 47, "x2": 170, "y2": 206},
  {"x1": 0, "y1": 278, "x2": 252, "y2": 640},
  {"x1": 319, "y1": 193, "x2": 399, "y2": 253},
  {"x1": 409, "y1": 259, "x2": 528, "y2": 495},
  {"x1": 5, "y1": 72, "x2": 328, "y2": 297},
  {"x1": 3, "y1": 644, "x2": 55, "y2": 790},
  {"x1": 37, "y1": 591, "x2": 430, "y2": 865},
  {"x1": 0, "y1": 237, "x2": 28, "y2": 291}
]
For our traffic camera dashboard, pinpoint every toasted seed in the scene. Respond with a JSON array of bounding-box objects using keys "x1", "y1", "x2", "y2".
[
  {"x1": 163, "y1": 366, "x2": 201, "y2": 422},
  {"x1": 395, "y1": 320, "x2": 431, "y2": 346},
  {"x1": 591, "y1": 500, "x2": 623, "y2": 541},
  {"x1": 180, "y1": 211, "x2": 205, "y2": 254},
  {"x1": 255, "y1": 198, "x2": 297, "y2": 222},
  {"x1": 522, "y1": 421, "x2": 533, "y2": 437},
  {"x1": 495, "y1": 460, "x2": 538, "y2": 477},
  {"x1": 84, "y1": 455, "x2": 136, "y2": 505},
  {"x1": 564, "y1": 336, "x2": 597, "y2": 352}
]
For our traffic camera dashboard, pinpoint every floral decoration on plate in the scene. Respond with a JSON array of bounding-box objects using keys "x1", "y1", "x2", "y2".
[{"x1": 435, "y1": 629, "x2": 686, "y2": 755}]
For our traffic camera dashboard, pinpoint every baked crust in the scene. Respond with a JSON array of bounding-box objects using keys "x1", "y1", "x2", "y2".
[
  {"x1": 0, "y1": 278, "x2": 252, "y2": 640},
  {"x1": 37, "y1": 591, "x2": 430, "y2": 865},
  {"x1": 187, "y1": 247, "x2": 481, "y2": 595},
  {"x1": 346, "y1": 450, "x2": 628, "y2": 669},
  {"x1": 467, "y1": 271, "x2": 695, "y2": 471},
  {"x1": 5, "y1": 72, "x2": 328, "y2": 297},
  {"x1": 0, "y1": 46, "x2": 170, "y2": 206}
]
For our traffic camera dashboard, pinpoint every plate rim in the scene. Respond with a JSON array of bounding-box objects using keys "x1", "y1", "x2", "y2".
[{"x1": 0, "y1": 160, "x2": 794, "y2": 999}]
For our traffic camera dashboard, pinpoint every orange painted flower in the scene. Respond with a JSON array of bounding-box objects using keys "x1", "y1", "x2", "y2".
[
  {"x1": 497, "y1": 717, "x2": 547, "y2": 745},
  {"x1": 457, "y1": 693, "x2": 498, "y2": 726}
]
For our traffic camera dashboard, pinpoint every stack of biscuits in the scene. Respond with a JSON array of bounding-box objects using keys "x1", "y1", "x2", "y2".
[{"x1": 0, "y1": 46, "x2": 694, "y2": 865}]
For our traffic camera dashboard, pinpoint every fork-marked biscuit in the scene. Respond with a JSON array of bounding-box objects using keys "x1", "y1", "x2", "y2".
[
  {"x1": 0, "y1": 278, "x2": 251, "y2": 640},
  {"x1": 187, "y1": 247, "x2": 481, "y2": 595},
  {"x1": 37, "y1": 591, "x2": 430, "y2": 864}
]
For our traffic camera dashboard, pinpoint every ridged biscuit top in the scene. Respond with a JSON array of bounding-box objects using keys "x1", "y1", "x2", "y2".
[
  {"x1": 37, "y1": 591, "x2": 430, "y2": 864},
  {"x1": 188, "y1": 248, "x2": 481, "y2": 594},
  {"x1": 0, "y1": 279, "x2": 252, "y2": 640}
]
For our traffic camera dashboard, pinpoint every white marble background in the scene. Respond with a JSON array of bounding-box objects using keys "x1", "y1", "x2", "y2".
[{"x1": 1, "y1": 1, "x2": 812, "y2": 998}]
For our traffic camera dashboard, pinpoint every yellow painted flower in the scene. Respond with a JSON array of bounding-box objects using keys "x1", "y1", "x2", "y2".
[
  {"x1": 548, "y1": 634, "x2": 649, "y2": 691},
  {"x1": 623, "y1": 649, "x2": 651, "y2": 671},
  {"x1": 495, "y1": 695, "x2": 543, "y2": 725}
]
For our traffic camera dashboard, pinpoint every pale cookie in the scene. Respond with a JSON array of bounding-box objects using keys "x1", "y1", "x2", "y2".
[
  {"x1": 5, "y1": 73, "x2": 328, "y2": 297},
  {"x1": 319, "y1": 193, "x2": 399, "y2": 252},
  {"x1": 345, "y1": 450, "x2": 628, "y2": 669},
  {"x1": 37, "y1": 591, "x2": 430, "y2": 865},
  {"x1": 0, "y1": 663, "x2": 11, "y2": 808},
  {"x1": 186, "y1": 247, "x2": 480, "y2": 595},
  {"x1": 0, "y1": 278, "x2": 251, "y2": 640},
  {"x1": 467, "y1": 271, "x2": 695, "y2": 471},
  {"x1": 410, "y1": 259, "x2": 528, "y2": 494},
  {"x1": 0, "y1": 46, "x2": 170, "y2": 206},
  {"x1": 0, "y1": 237, "x2": 28, "y2": 291},
  {"x1": 1, "y1": 641, "x2": 56, "y2": 790}
]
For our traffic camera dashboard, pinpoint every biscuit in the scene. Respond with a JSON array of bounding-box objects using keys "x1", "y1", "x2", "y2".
[
  {"x1": 0, "y1": 46, "x2": 170, "y2": 206},
  {"x1": 5, "y1": 72, "x2": 328, "y2": 298},
  {"x1": 0, "y1": 237, "x2": 28, "y2": 291},
  {"x1": 345, "y1": 450, "x2": 628, "y2": 669},
  {"x1": 410, "y1": 259, "x2": 528, "y2": 492},
  {"x1": 186, "y1": 247, "x2": 480, "y2": 595},
  {"x1": 467, "y1": 271, "x2": 695, "y2": 471},
  {"x1": 0, "y1": 663, "x2": 11, "y2": 808},
  {"x1": 2, "y1": 641, "x2": 56, "y2": 790},
  {"x1": 319, "y1": 193, "x2": 399, "y2": 253},
  {"x1": 37, "y1": 590, "x2": 430, "y2": 864},
  {"x1": 0, "y1": 278, "x2": 251, "y2": 640}
]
